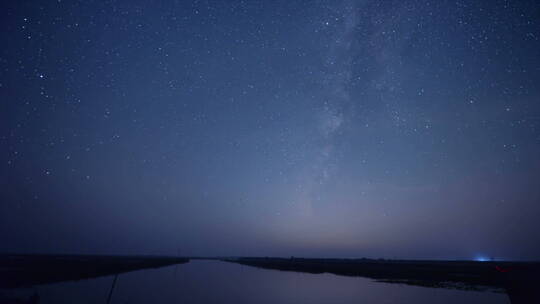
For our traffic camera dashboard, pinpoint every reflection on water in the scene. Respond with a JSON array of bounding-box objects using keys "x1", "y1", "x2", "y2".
[{"x1": 1, "y1": 260, "x2": 508, "y2": 304}]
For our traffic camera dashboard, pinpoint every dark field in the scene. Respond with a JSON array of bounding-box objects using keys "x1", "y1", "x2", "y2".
[
  {"x1": 224, "y1": 257, "x2": 540, "y2": 304},
  {"x1": 0, "y1": 254, "x2": 189, "y2": 289}
]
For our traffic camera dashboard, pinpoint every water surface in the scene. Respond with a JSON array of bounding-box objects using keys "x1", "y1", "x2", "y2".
[{"x1": 1, "y1": 260, "x2": 508, "y2": 303}]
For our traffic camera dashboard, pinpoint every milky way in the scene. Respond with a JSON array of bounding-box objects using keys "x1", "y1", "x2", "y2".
[{"x1": 1, "y1": 0, "x2": 539, "y2": 259}]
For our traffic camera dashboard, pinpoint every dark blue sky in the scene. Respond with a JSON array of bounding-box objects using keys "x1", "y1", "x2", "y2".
[{"x1": 1, "y1": 0, "x2": 539, "y2": 260}]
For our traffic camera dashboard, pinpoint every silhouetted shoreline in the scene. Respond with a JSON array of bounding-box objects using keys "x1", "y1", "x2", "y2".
[
  {"x1": 2, "y1": 254, "x2": 539, "y2": 303},
  {"x1": 223, "y1": 257, "x2": 540, "y2": 304},
  {"x1": 0, "y1": 254, "x2": 189, "y2": 288}
]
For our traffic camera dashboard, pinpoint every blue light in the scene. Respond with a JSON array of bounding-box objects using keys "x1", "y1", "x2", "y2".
[{"x1": 474, "y1": 255, "x2": 489, "y2": 262}]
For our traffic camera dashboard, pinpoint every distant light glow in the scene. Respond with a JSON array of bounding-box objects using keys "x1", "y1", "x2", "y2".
[{"x1": 474, "y1": 255, "x2": 490, "y2": 262}]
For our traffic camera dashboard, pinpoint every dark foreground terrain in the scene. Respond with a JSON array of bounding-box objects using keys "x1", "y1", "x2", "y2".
[
  {"x1": 0, "y1": 254, "x2": 189, "y2": 288},
  {"x1": 1, "y1": 255, "x2": 538, "y2": 303},
  {"x1": 224, "y1": 257, "x2": 540, "y2": 304}
]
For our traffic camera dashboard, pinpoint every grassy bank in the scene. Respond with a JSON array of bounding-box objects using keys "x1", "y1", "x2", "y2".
[
  {"x1": 223, "y1": 257, "x2": 540, "y2": 303},
  {"x1": 0, "y1": 254, "x2": 189, "y2": 288}
]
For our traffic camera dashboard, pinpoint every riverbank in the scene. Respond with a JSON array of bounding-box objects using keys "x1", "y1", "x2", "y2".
[
  {"x1": 223, "y1": 257, "x2": 540, "y2": 303},
  {"x1": 0, "y1": 254, "x2": 189, "y2": 288}
]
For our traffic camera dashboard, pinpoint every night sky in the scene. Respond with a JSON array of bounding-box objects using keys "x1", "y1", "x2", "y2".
[{"x1": 1, "y1": 0, "x2": 539, "y2": 260}]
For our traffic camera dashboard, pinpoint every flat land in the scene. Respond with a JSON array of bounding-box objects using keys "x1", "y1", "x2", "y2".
[
  {"x1": 0, "y1": 254, "x2": 189, "y2": 288},
  {"x1": 223, "y1": 257, "x2": 540, "y2": 303}
]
